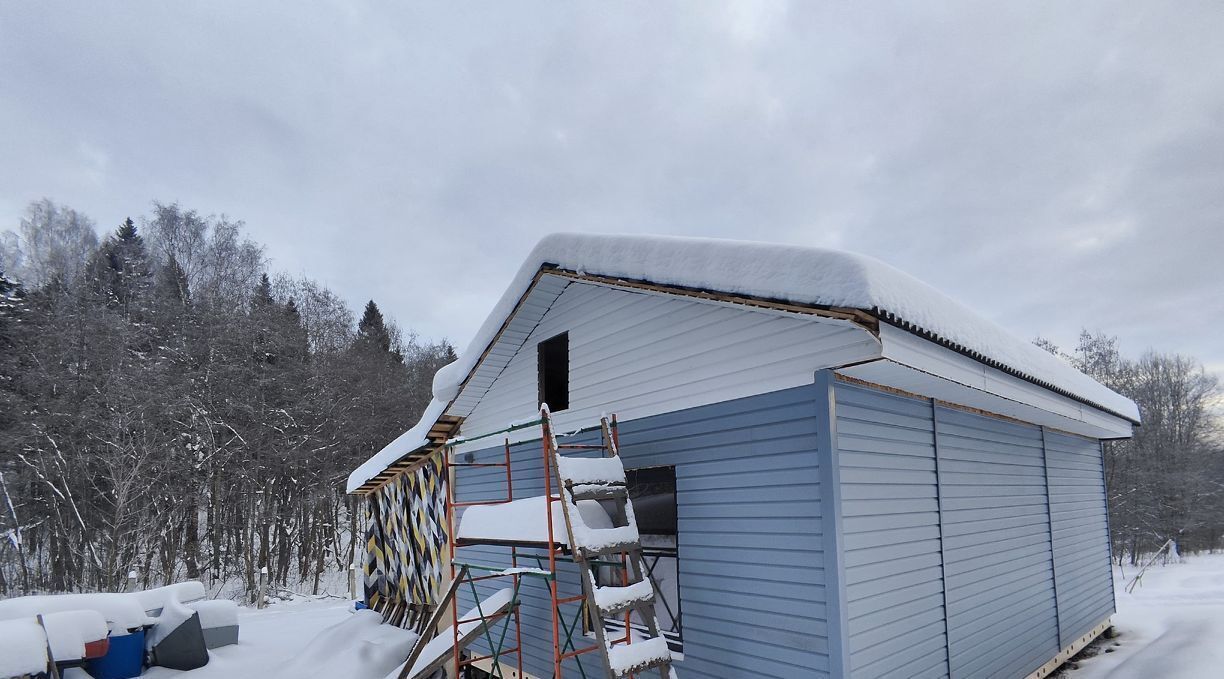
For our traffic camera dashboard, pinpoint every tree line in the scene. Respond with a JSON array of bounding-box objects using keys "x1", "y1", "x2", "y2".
[
  {"x1": 1, "y1": 198, "x2": 1220, "y2": 597},
  {"x1": 1038, "y1": 332, "x2": 1223, "y2": 565},
  {"x1": 0, "y1": 199, "x2": 452, "y2": 598}
]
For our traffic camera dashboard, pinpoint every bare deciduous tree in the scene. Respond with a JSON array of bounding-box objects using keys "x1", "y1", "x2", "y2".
[{"x1": 0, "y1": 199, "x2": 451, "y2": 598}]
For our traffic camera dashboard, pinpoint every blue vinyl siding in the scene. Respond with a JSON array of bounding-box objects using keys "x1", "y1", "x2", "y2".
[
  {"x1": 934, "y1": 406, "x2": 1061, "y2": 679},
  {"x1": 1045, "y1": 432, "x2": 1116, "y2": 647},
  {"x1": 453, "y1": 384, "x2": 830, "y2": 678},
  {"x1": 836, "y1": 383, "x2": 949, "y2": 679},
  {"x1": 833, "y1": 381, "x2": 1115, "y2": 679},
  {"x1": 443, "y1": 378, "x2": 1115, "y2": 678}
]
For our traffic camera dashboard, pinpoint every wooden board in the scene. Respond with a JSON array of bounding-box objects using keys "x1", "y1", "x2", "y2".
[
  {"x1": 1023, "y1": 618, "x2": 1112, "y2": 679},
  {"x1": 403, "y1": 589, "x2": 517, "y2": 679}
]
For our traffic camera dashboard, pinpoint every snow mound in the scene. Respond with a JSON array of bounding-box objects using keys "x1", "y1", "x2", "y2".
[
  {"x1": 273, "y1": 609, "x2": 418, "y2": 679},
  {"x1": 188, "y1": 600, "x2": 239, "y2": 629},
  {"x1": 136, "y1": 581, "x2": 206, "y2": 613},
  {"x1": 42, "y1": 609, "x2": 108, "y2": 661},
  {"x1": 383, "y1": 588, "x2": 516, "y2": 679},
  {"x1": 146, "y1": 594, "x2": 197, "y2": 648},
  {"x1": 0, "y1": 593, "x2": 151, "y2": 633},
  {"x1": 0, "y1": 618, "x2": 48, "y2": 677}
]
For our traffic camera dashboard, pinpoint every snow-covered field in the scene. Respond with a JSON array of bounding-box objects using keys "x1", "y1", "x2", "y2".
[
  {"x1": 136, "y1": 553, "x2": 1224, "y2": 678},
  {"x1": 144, "y1": 597, "x2": 353, "y2": 679},
  {"x1": 1067, "y1": 552, "x2": 1224, "y2": 679}
]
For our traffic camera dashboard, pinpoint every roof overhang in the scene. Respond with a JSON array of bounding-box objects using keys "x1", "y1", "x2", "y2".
[
  {"x1": 348, "y1": 245, "x2": 1139, "y2": 494},
  {"x1": 840, "y1": 324, "x2": 1136, "y2": 439}
]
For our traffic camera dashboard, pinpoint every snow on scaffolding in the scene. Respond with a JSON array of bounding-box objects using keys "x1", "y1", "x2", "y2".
[{"x1": 457, "y1": 496, "x2": 618, "y2": 546}]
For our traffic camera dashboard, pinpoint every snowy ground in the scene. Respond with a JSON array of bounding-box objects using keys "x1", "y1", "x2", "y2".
[
  {"x1": 144, "y1": 597, "x2": 353, "y2": 679},
  {"x1": 1065, "y1": 552, "x2": 1224, "y2": 679},
  {"x1": 136, "y1": 554, "x2": 1224, "y2": 678}
]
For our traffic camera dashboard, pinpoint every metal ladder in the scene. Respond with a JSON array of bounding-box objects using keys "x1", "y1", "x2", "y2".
[{"x1": 542, "y1": 407, "x2": 674, "y2": 679}]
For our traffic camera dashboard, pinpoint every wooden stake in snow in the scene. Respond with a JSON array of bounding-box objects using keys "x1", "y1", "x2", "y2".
[
  {"x1": 35, "y1": 614, "x2": 60, "y2": 679},
  {"x1": 257, "y1": 565, "x2": 268, "y2": 609}
]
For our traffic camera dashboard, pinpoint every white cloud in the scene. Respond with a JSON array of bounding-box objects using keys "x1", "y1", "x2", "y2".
[{"x1": 0, "y1": 1, "x2": 1221, "y2": 380}]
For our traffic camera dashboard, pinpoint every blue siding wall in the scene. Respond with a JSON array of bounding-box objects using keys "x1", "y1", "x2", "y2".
[
  {"x1": 453, "y1": 384, "x2": 831, "y2": 678},
  {"x1": 1045, "y1": 432, "x2": 1116, "y2": 648},
  {"x1": 836, "y1": 384, "x2": 949, "y2": 679},
  {"x1": 834, "y1": 381, "x2": 1115, "y2": 679},
  {"x1": 444, "y1": 378, "x2": 1114, "y2": 678},
  {"x1": 935, "y1": 406, "x2": 1061, "y2": 678}
]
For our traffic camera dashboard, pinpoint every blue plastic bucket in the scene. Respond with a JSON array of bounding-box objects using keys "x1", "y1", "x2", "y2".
[{"x1": 87, "y1": 628, "x2": 145, "y2": 679}]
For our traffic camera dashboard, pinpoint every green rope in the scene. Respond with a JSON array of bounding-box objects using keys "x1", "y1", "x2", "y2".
[
  {"x1": 445, "y1": 418, "x2": 607, "y2": 449},
  {"x1": 444, "y1": 418, "x2": 543, "y2": 447}
]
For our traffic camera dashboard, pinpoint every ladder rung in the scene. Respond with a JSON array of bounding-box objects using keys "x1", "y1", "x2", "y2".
[
  {"x1": 607, "y1": 637, "x2": 672, "y2": 677},
  {"x1": 569, "y1": 483, "x2": 628, "y2": 501},
  {"x1": 557, "y1": 444, "x2": 606, "y2": 449},
  {"x1": 559, "y1": 644, "x2": 604, "y2": 661},
  {"x1": 580, "y1": 539, "x2": 642, "y2": 559},
  {"x1": 556, "y1": 456, "x2": 627, "y2": 485},
  {"x1": 452, "y1": 499, "x2": 512, "y2": 507},
  {"x1": 594, "y1": 579, "x2": 655, "y2": 618}
]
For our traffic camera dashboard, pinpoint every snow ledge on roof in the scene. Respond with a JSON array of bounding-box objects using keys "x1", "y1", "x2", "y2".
[
  {"x1": 348, "y1": 233, "x2": 1139, "y2": 493},
  {"x1": 346, "y1": 399, "x2": 445, "y2": 493}
]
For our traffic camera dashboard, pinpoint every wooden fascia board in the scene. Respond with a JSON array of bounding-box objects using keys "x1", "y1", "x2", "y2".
[
  {"x1": 544, "y1": 267, "x2": 881, "y2": 332},
  {"x1": 351, "y1": 417, "x2": 462, "y2": 496}
]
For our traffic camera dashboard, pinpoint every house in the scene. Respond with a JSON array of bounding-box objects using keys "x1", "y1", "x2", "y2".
[{"x1": 347, "y1": 234, "x2": 1138, "y2": 679}]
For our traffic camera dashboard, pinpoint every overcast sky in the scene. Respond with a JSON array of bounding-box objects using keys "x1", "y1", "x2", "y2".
[{"x1": 2, "y1": 2, "x2": 1221, "y2": 377}]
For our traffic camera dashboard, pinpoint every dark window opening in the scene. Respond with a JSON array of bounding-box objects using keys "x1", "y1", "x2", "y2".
[
  {"x1": 537, "y1": 332, "x2": 569, "y2": 411},
  {"x1": 594, "y1": 465, "x2": 683, "y2": 654}
]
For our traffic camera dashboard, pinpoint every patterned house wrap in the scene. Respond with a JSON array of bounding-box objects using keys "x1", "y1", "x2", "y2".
[{"x1": 362, "y1": 451, "x2": 449, "y2": 608}]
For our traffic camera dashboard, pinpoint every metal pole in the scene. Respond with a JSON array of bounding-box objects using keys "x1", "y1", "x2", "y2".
[{"x1": 543, "y1": 410, "x2": 562, "y2": 679}]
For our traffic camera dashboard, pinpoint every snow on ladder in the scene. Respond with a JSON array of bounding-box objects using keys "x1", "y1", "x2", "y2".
[{"x1": 543, "y1": 406, "x2": 675, "y2": 679}]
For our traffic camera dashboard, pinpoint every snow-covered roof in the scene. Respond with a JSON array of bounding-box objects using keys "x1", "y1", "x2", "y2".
[{"x1": 348, "y1": 233, "x2": 1139, "y2": 493}]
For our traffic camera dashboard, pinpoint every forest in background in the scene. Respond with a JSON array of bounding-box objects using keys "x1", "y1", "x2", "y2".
[
  {"x1": 0, "y1": 198, "x2": 451, "y2": 598},
  {"x1": 1037, "y1": 333, "x2": 1223, "y2": 565},
  {"x1": 1, "y1": 197, "x2": 1221, "y2": 599}
]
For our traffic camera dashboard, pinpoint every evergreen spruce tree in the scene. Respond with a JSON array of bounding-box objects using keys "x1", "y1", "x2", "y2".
[
  {"x1": 356, "y1": 300, "x2": 392, "y2": 354},
  {"x1": 282, "y1": 297, "x2": 309, "y2": 364},
  {"x1": 88, "y1": 217, "x2": 152, "y2": 316},
  {"x1": 252, "y1": 273, "x2": 275, "y2": 309}
]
